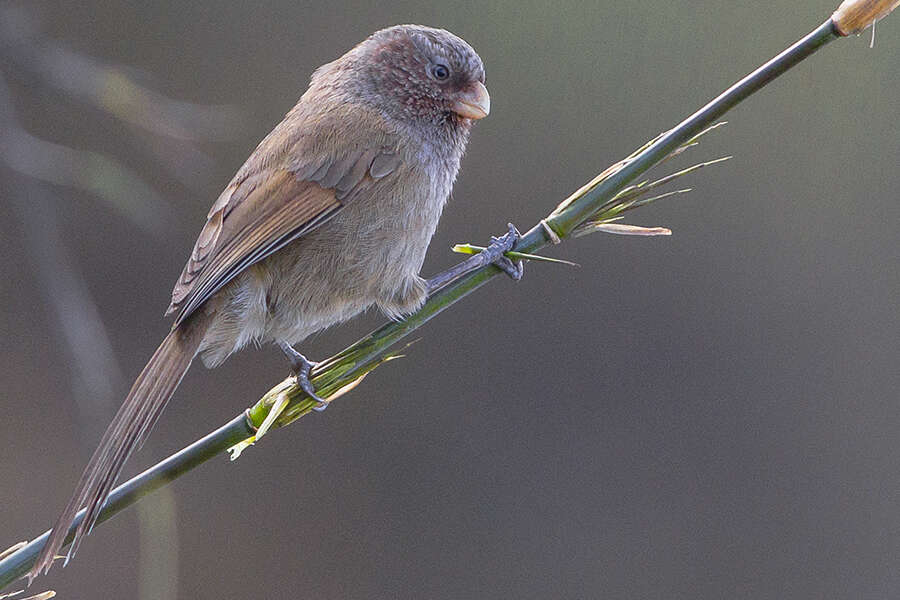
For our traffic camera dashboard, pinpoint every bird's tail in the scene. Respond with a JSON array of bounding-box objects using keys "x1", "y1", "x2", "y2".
[{"x1": 28, "y1": 312, "x2": 210, "y2": 583}]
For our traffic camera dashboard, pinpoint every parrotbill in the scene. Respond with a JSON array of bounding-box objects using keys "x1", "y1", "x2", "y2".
[{"x1": 30, "y1": 24, "x2": 522, "y2": 581}]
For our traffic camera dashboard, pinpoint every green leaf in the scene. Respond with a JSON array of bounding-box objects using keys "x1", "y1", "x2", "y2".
[{"x1": 451, "y1": 244, "x2": 579, "y2": 267}]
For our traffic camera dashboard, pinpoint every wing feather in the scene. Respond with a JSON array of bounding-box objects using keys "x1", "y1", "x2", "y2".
[{"x1": 166, "y1": 147, "x2": 399, "y2": 324}]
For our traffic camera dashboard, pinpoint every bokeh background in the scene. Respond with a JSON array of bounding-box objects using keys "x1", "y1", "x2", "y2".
[{"x1": 2, "y1": 1, "x2": 899, "y2": 598}]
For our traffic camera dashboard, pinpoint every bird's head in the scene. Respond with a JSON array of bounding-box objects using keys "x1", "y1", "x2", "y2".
[{"x1": 319, "y1": 25, "x2": 489, "y2": 129}]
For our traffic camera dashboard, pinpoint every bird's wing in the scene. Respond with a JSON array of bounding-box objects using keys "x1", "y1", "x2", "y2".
[{"x1": 166, "y1": 147, "x2": 403, "y2": 324}]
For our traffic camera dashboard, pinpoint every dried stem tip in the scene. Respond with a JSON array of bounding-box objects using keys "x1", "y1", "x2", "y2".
[{"x1": 832, "y1": 0, "x2": 900, "y2": 34}]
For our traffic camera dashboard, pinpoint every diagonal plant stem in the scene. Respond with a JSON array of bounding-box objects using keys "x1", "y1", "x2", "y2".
[
  {"x1": 244, "y1": 18, "x2": 841, "y2": 430},
  {"x1": 1, "y1": 3, "x2": 890, "y2": 589}
]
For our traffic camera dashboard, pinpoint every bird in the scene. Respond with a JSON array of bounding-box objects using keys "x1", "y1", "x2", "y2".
[{"x1": 29, "y1": 24, "x2": 523, "y2": 582}]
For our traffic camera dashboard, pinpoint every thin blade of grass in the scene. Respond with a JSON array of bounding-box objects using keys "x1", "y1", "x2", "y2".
[{"x1": 451, "y1": 244, "x2": 579, "y2": 267}]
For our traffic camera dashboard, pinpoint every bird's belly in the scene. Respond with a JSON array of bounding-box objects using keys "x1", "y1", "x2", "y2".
[{"x1": 198, "y1": 182, "x2": 443, "y2": 366}]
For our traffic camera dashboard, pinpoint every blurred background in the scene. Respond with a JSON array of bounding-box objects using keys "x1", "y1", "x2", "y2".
[{"x1": 2, "y1": 1, "x2": 899, "y2": 598}]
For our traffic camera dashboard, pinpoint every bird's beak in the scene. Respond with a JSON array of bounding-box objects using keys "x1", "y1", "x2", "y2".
[{"x1": 451, "y1": 81, "x2": 490, "y2": 120}]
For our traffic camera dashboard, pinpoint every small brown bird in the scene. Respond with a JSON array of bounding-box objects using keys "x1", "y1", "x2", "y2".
[{"x1": 30, "y1": 24, "x2": 522, "y2": 581}]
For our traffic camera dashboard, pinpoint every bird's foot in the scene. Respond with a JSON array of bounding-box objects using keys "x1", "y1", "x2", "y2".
[
  {"x1": 484, "y1": 223, "x2": 524, "y2": 281},
  {"x1": 277, "y1": 342, "x2": 328, "y2": 411},
  {"x1": 426, "y1": 223, "x2": 524, "y2": 293}
]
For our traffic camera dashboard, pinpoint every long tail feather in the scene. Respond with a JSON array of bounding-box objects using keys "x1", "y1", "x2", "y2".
[{"x1": 28, "y1": 313, "x2": 210, "y2": 583}]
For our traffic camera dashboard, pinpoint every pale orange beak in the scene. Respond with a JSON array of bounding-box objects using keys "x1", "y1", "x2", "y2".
[{"x1": 451, "y1": 81, "x2": 490, "y2": 120}]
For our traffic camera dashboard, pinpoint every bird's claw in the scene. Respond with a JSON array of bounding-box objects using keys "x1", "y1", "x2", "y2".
[
  {"x1": 483, "y1": 223, "x2": 524, "y2": 281},
  {"x1": 425, "y1": 223, "x2": 524, "y2": 294},
  {"x1": 277, "y1": 342, "x2": 328, "y2": 411}
]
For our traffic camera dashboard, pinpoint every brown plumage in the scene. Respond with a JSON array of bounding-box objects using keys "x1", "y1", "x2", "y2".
[{"x1": 30, "y1": 24, "x2": 490, "y2": 582}]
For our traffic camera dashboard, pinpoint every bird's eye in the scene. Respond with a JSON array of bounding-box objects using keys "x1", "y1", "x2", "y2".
[{"x1": 430, "y1": 63, "x2": 450, "y2": 81}]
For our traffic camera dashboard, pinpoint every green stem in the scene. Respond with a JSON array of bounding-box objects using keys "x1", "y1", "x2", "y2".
[
  {"x1": 0, "y1": 18, "x2": 841, "y2": 591},
  {"x1": 0, "y1": 416, "x2": 253, "y2": 590},
  {"x1": 544, "y1": 19, "x2": 837, "y2": 238}
]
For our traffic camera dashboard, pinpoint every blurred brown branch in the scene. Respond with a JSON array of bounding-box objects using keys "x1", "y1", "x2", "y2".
[
  {"x1": 0, "y1": 7, "x2": 250, "y2": 599},
  {"x1": 0, "y1": 5, "x2": 244, "y2": 141},
  {"x1": 0, "y1": 4, "x2": 245, "y2": 202}
]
